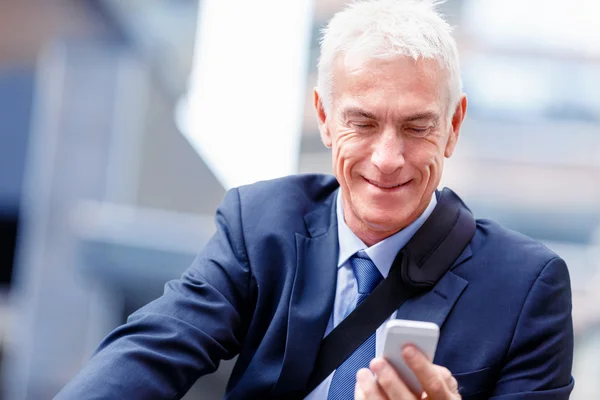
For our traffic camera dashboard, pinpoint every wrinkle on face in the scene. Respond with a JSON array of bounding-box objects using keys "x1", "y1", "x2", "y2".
[{"x1": 318, "y1": 54, "x2": 463, "y2": 245}]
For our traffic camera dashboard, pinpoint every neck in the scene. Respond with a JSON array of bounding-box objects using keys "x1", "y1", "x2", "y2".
[
  {"x1": 346, "y1": 216, "x2": 409, "y2": 247},
  {"x1": 343, "y1": 199, "x2": 431, "y2": 248}
]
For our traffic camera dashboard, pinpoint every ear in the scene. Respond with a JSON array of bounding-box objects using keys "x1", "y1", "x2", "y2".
[
  {"x1": 444, "y1": 94, "x2": 467, "y2": 158},
  {"x1": 314, "y1": 88, "x2": 332, "y2": 148}
]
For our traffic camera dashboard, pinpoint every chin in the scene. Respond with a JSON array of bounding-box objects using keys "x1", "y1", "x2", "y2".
[{"x1": 358, "y1": 207, "x2": 410, "y2": 233}]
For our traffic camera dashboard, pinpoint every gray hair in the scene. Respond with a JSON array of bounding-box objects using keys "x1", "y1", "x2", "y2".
[{"x1": 317, "y1": 0, "x2": 463, "y2": 120}]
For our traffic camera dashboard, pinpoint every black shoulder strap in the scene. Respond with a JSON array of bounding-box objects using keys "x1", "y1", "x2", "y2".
[{"x1": 281, "y1": 188, "x2": 476, "y2": 400}]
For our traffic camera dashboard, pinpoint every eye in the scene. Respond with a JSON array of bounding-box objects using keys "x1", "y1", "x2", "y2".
[
  {"x1": 407, "y1": 126, "x2": 431, "y2": 137},
  {"x1": 350, "y1": 122, "x2": 375, "y2": 130}
]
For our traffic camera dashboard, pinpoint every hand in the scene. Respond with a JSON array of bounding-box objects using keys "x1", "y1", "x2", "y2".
[{"x1": 354, "y1": 345, "x2": 460, "y2": 400}]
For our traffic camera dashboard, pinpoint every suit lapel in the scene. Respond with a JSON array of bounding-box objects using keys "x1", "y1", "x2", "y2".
[
  {"x1": 271, "y1": 191, "x2": 339, "y2": 395},
  {"x1": 396, "y1": 244, "x2": 472, "y2": 329}
]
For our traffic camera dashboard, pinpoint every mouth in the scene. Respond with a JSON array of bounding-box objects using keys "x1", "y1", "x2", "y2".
[{"x1": 364, "y1": 177, "x2": 410, "y2": 191}]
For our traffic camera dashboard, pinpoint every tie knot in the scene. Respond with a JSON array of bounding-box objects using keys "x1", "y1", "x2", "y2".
[{"x1": 350, "y1": 254, "x2": 383, "y2": 294}]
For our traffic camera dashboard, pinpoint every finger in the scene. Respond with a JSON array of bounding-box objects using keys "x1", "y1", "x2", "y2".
[
  {"x1": 355, "y1": 368, "x2": 388, "y2": 400},
  {"x1": 370, "y1": 358, "x2": 417, "y2": 400},
  {"x1": 403, "y1": 345, "x2": 453, "y2": 399},
  {"x1": 446, "y1": 374, "x2": 459, "y2": 394},
  {"x1": 355, "y1": 376, "x2": 366, "y2": 400},
  {"x1": 433, "y1": 365, "x2": 459, "y2": 394}
]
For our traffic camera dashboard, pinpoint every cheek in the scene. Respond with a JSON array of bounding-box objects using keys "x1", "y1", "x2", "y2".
[
  {"x1": 407, "y1": 141, "x2": 444, "y2": 176},
  {"x1": 333, "y1": 133, "x2": 368, "y2": 174}
]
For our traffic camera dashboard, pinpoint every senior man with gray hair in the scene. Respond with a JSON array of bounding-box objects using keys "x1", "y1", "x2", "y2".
[{"x1": 58, "y1": 1, "x2": 574, "y2": 399}]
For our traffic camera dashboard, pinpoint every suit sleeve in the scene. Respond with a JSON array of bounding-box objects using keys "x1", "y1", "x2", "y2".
[
  {"x1": 56, "y1": 188, "x2": 254, "y2": 400},
  {"x1": 490, "y1": 257, "x2": 574, "y2": 399}
]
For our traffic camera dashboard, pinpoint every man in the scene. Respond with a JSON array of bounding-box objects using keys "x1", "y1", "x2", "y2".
[{"x1": 57, "y1": 0, "x2": 574, "y2": 399}]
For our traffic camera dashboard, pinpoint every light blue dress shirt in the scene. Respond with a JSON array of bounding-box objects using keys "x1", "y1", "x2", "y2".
[{"x1": 305, "y1": 189, "x2": 437, "y2": 399}]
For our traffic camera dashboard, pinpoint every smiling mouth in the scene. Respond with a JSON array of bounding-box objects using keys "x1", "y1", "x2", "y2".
[{"x1": 364, "y1": 177, "x2": 409, "y2": 190}]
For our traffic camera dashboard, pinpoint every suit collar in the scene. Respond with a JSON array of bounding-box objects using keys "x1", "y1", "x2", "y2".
[
  {"x1": 396, "y1": 268, "x2": 469, "y2": 339},
  {"x1": 452, "y1": 242, "x2": 472, "y2": 269},
  {"x1": 271, "y1": 189, "x2": 339, "y2": 395},
  {"x1": 303, "y1": 188, "x2": 338, "y2": 238}
]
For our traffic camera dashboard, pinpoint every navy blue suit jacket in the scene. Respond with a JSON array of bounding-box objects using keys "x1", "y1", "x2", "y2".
[{"x1": 57, "y1": 174, "x2": 574, "y2": 399}]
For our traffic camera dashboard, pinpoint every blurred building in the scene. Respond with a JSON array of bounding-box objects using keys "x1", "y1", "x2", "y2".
[{"x1": 0, "y1": 0, "x2": 598, "y2": 399}]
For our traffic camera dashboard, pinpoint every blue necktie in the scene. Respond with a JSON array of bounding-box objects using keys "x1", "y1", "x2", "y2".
[{"x1": 327, "y1": 253, "x2": 383, "y2": 400}]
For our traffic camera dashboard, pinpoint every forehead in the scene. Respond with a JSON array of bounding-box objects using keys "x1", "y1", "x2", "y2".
[{"x1": 331, "y1": 54, "x2": 447, "y2": 116}]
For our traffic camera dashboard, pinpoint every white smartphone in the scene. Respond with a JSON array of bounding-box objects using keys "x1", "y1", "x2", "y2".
[{"x1": 379, "y1": 319, "x2": 440, "y2": 394}]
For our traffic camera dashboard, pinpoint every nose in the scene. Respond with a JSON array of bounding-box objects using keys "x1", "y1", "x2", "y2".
[{"x1": 370, "y1": 129, "x2": 405, "y2": 174}]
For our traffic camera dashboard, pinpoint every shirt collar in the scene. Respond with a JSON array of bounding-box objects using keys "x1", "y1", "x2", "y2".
[{"x1": 336, "y1": 189, "x2": 438, "y2": 278}]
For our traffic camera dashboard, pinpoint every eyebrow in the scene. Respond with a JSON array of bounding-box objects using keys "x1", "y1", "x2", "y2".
[
  {"x1": 401, "y1": 111, "x2": 440, "y2": 122},
  {"x1": 340, "y1": 107, "x2": 378, "y2": 120},
  {"x1": 340, "y1": 108, "x2": 440, "y2": 123}
]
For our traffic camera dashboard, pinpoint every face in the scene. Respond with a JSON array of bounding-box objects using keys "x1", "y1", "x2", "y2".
[{"x1": 314, "y1": 55, "x2": 467, "y2": 246}]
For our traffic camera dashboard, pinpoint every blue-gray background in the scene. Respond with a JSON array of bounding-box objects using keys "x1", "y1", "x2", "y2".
[{"x1": 0, "y1": 1, "x2": 598, "y2": 399}]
